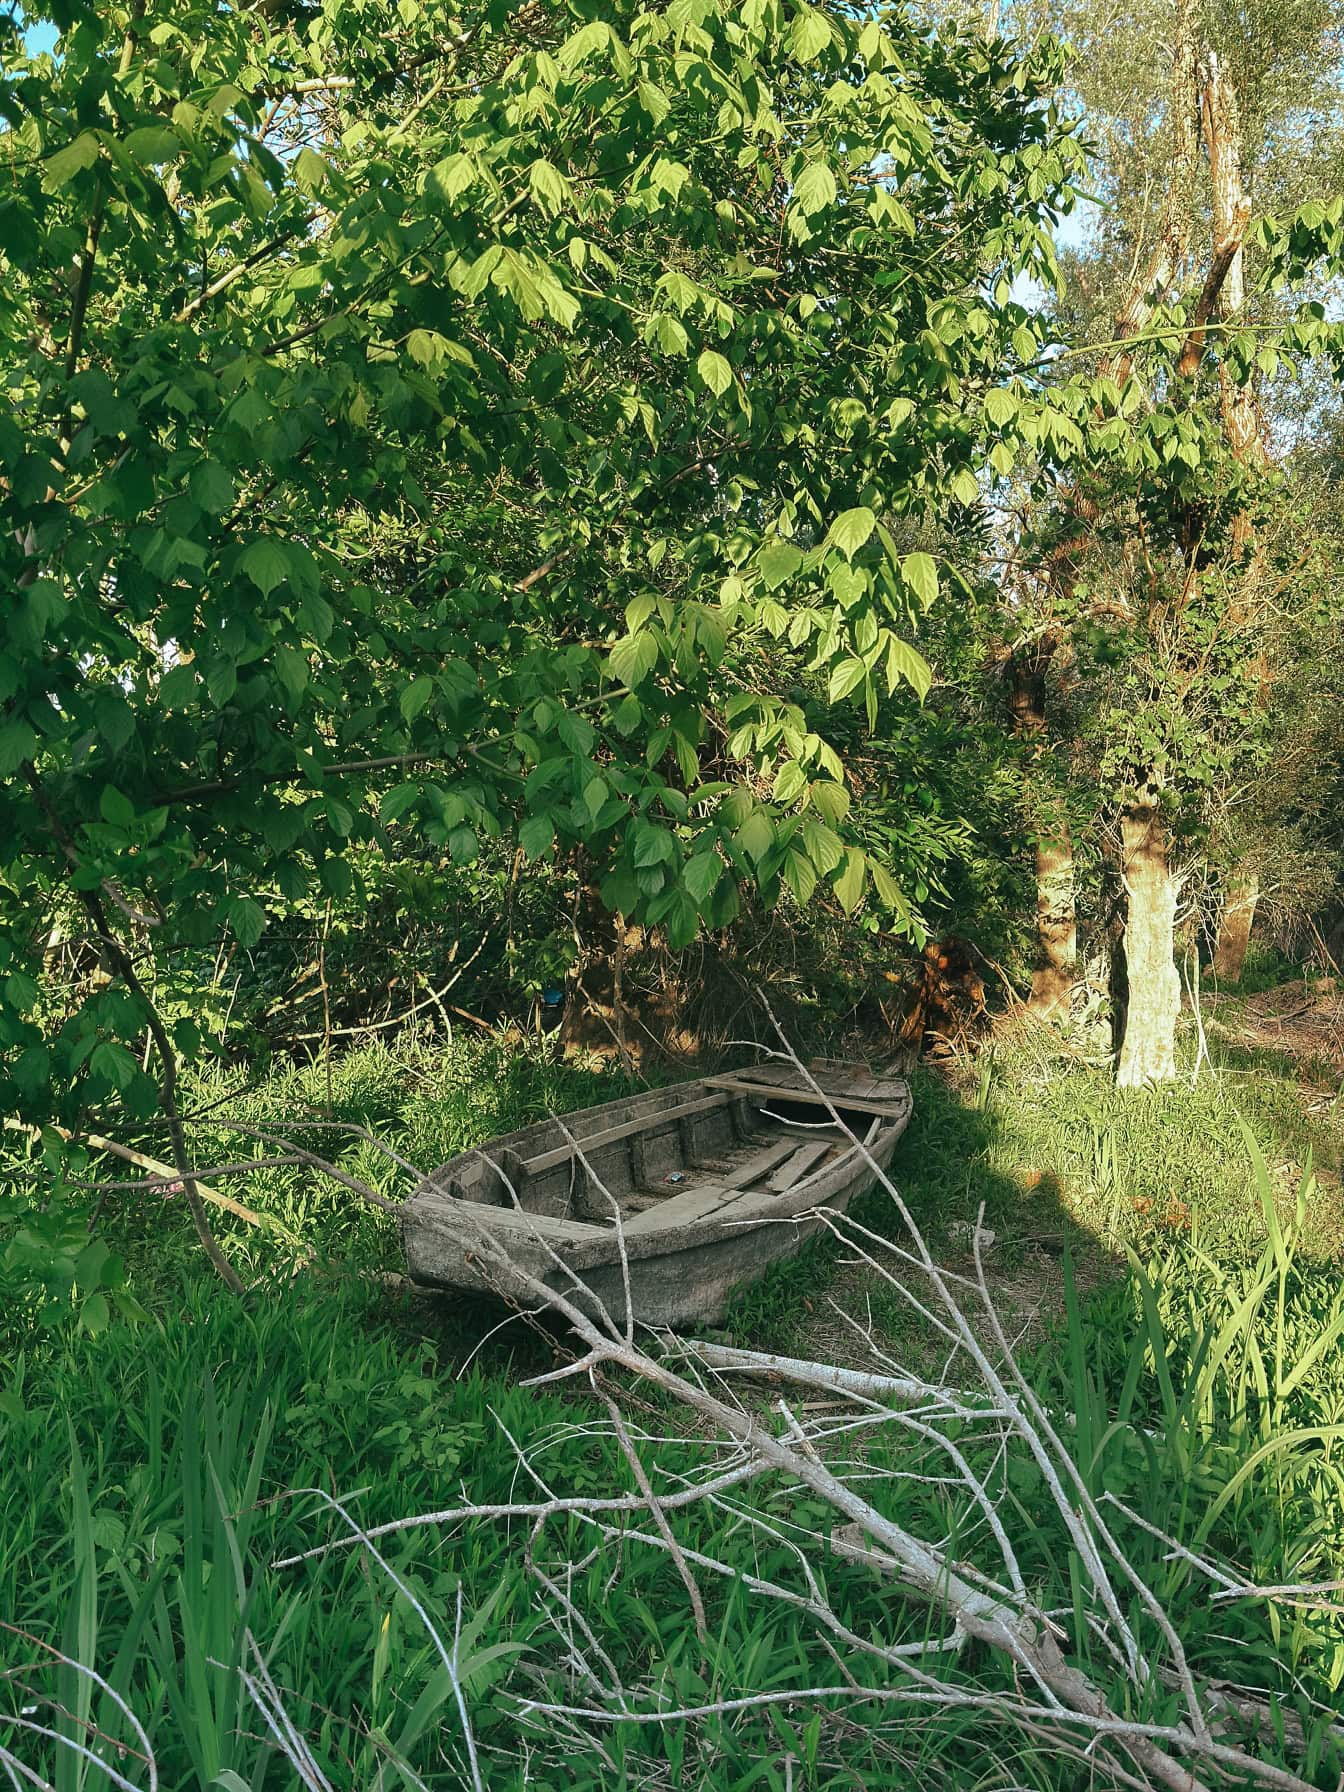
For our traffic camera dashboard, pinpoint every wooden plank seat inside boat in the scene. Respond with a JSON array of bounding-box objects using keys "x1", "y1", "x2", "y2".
[
  {"x1": 401, "y1": 1060, "x2": 913, "y2": 1327},
  {"x1": 472, "y1": 1116, "x2": 847, "y2": 1235}
]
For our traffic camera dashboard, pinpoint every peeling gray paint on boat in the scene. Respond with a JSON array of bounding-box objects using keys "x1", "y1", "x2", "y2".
[{"x1": 400, "y1": 1061, "x2": 913, "y2": 1328}]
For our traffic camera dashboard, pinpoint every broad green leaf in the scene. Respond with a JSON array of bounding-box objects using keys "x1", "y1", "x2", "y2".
[
  {"x1": 43, "y1": 130, "x2": 100, "y2": 189},
  {"x1": 735, "y1": 810, "x2": 774, "y2": 862},
  {"x1": 227, "y1": 897, "x2": 266, "y2": 947},
  {"x1": 99, "y1": 786, "x2": 136, "y2": 828},
  {"x1": 519, "y1": 815, "x2": 555, "y2": 860},
  {"x1": 834, "y1": 849, "x2": 866, "y2": 913},
  {"x1": 828, "y1": 507, "x2": 876, "y2": 560},
  {"x1": 901, "y1": 551, "x2": 939, "y2": 607},
  {"x1": 240, "y1": 539, "x2": 290, "y2": 596},
  {"x1": 696, "y1": 349, "x2": 733, "y2": 398},
  {"x1": 683, "y1": 851, "x2": 722, "y2": 903},
  {"x1": 427, "y1": 153, "x2": 476, "y2": 205},
  {"x1": 123, "y1": 126, "x2": 179, "y2": 164},
  {"x1": 828, "y1": 657, "x2": 867, "y2": 702},
  {"x1": 791, "y1": 6, "x2": 833, "y2": 60},
  {"x1": 793, "y1": 161, "x2": 837, "y2": 217},
  {"x1": 759, "y1": 540, "x2": 803, "y2": 591},
  {"x1": 190, "y1": 460, "x2": 235, "y2": 515},
  {"x1": 400, "y1": 675, "x2": 434, "y2": 721}
]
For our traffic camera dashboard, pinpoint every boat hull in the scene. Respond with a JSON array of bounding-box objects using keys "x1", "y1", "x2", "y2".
[{"x1": 401, "y1": 1064, "x2": 912, "y2": 1329}]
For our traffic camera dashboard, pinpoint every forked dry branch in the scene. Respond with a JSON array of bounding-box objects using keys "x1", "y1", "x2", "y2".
[
  {"x1": 257, "y1": 1033, "x2": 1336, "y2": 1792},
  {"x1": 32, "y1": 1036, "x2": 1340, "y2": 1791}
]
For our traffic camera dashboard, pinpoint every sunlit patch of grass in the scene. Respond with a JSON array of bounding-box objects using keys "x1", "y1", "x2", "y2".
[{"x1": 83, "y1": 1036, "x2": 655, "y2": 1305}]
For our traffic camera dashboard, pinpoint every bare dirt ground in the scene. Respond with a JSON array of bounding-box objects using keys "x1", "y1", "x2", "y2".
[
  {"x1": 1205, "y1": 978, "x2": 1344, "y2": 1073},
  {"x1": 787, "y1": 984, "x2": 1344, "y2": 1381},
  {"x1": 784, "y1": 1233, "x2": 1086, "y2": 1385}
]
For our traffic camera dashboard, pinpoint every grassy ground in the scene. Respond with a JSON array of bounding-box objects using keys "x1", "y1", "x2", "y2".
[{"x1": 4, "y1": 1008, "x2": 1344, "y2": 1788}]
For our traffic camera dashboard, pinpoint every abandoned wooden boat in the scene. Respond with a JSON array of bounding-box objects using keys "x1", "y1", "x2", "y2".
[{"x1": 401, "y1": 1059, "x2": 913, "y2": 1328}]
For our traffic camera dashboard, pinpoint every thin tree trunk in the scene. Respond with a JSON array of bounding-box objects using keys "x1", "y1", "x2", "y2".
[
  {"x1": 1212, "y1": 873, "x2": 1259, "y2": 982},
  {"x1": 1029, "y1": 829, "x2": 1077, "y2": 1015},
  {"x1": 1116, "y1": 803, "x2": 1182, "y2": 1087},
  {"x1": 1009, "y1": 655, "x2": 1077, "y2": 1016}
]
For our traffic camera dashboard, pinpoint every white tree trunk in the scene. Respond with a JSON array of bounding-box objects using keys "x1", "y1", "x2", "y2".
[{"x1": 1116, "y1": 805, "x2": 1181, "y2": 1087}]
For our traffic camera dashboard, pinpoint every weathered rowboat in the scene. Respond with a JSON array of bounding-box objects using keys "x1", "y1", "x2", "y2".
[{"x1": 401, "y1": 1059, "x2": 913, "y2": 1328}]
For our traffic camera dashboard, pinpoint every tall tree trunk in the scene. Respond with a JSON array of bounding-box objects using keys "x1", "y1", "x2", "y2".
[
  {"x1": 1009, "y1": 653, "x2": 1077, "y2": 1016},
  {"x1": 1116, "y1": 803, "x2": 1181, "y2": 1087},
  {"x1": 1212, "y1": 873, "x2": 1259, "y2": 982},
  {"x1": 1030, "y1": 829, "x2": 1077, "y2": 1015}
]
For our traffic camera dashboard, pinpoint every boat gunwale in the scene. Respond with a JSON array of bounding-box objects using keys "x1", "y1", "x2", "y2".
[{"x1": 404, "y1": 1083, "x2": 911, "y2": 1273}]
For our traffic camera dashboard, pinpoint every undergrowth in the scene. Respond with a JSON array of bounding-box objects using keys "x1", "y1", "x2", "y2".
[{"x1": 3, "y1": 1032, "x2": 1344, "y2": 1787}]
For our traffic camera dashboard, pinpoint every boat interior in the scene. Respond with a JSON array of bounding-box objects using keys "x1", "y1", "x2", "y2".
[{"x1": 423, "y1": 1072, "x2": 898, "y2": 1238}]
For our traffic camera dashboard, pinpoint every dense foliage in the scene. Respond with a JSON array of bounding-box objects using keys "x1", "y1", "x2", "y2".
[{"x1": 0, "y1": 0, "x2": 1095, "y2": 1140}]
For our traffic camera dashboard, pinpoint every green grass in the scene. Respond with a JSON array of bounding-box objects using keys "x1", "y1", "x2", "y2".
[{"x1": 5, "y1": 1032, "x2": 1344, "y2": 1788}]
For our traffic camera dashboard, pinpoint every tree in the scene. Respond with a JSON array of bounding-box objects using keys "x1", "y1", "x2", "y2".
[
  {"x1": 1, "y1": 0, "x2": 1086, "y2": 1266},
  {"x1": 980, "y1": 0, "x2": 1344, "y2": 1078}
]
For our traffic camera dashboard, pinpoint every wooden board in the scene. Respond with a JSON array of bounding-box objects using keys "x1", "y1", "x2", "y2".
[
  {"x1": 717, "y1": 1139, "x2": 799, "y2": 1190},
  {"x1": 766, "y1": 1141, "x2": 832, "y2": 1193},
  {"x1": 456, "y1": 1203, "x2": 609, "y2": 1242},
  {"x1": 704, "y1": 1076, "x2": 910, "y2": 1120},
  {"x1": 521, "y1": 1090, "x2": 733, "y2": 1175},
  {"x1": 621, "y1": 1186, "x2": 732, "y2": 1234},
  {"x1": 715, "y1": 1191, "x2": 794, "y2": 1223}
]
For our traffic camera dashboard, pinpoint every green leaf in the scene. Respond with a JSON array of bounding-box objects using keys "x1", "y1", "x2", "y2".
[
  {"x1": 901, "y1": 551, "x2": 939, "y2": 607},
  {"x1": 773, "y1": 761, "x2": 808, "y2": 803},
  {"x1": 781, "y1": 849, "x2": 817, "y2": 905},
  {"x1": 800, "y1": 817, "x2": 844, "y2": 873},
  {"x1": 43, "y1": 130, "x2": 101, "y2": 189},
  {"x1": 828, "y1": 507, "x2": 876, "y2": 560},
  {"x1": 379, "y1": 783, "x2": 422, "y2": 824},
  {"x1": 696, "y1": 349, "x2": 733, "y2": 398},
  {"x1": 158, "y1": 664, "x2": 196, "y2": 709},
  {"x1": 811, "y1": 781, "x2": 850, "y2": 824},
  {"x1": 519, "y1": 814, "x2": 555, "y2": 860},
  {"x1": 79, "y1": 1293, "x2": 111, "y2": 1335},
  {"x1": 400, "y1": 676, "x2": 434, "y2": 721},
  {"x1": 0, "y1": 719, "x2": 38, "y2": 775},
  {"x1": 683, "y1": 851, "x2": 722, "y2": 903},
  {"x1": 227, "y1": 897, "x2": 267, "y2": 947},
  {"x1": 828, "y1": 657, "x2": 867, "y2": 702},
  {"x1": 869, "y1": 859, "x2": 907, "y2": 912},
  {"x1": 610, "y1": 632, "x2": 659, "y2": 687},
  {"x1": 793, "y1": 161, "x2": 837, "y2": 217},
  {"x1": 206, "y1": 659, "x2": 237, "y2": 707},
  {"x1": 89, "y1": 1041, "x2": 137, "y2": 1091},
  {"x1": 99, "y1": 786, "x2": 136, "y2": 829},
  {"x1": 427, "y1": 153, "x2": 476, "y2": 205},
  {"x1": 123, "y1": 126, "x2": 179, "y2": 164},
  {"x1": 189, "y1": 460, "x2": 235, "y2": 515},
  {"x1": 634, "y1": 823, "x2": 675, "y2": 868},
  {"x1": 791, "y1": 6, "x2": 833, "y2": 61},
  {"x1": 886, "y1": 637, "x2": 932, "y2": 700},
  {"x1": 834, "y1": 849, "x2": 866, "y2": 913},
  {"x1": 240, "y1": 539, "x2": 290, "y2": 596},
  {"x1": 759, "y1": 540, "x2": 803, "y2": 591},
  {"x1": 529, "y1": 159, "x2": 566, "y2": 214},
  {"x1": 735, "y1": 810, "x2": 774, "y2": 862}
]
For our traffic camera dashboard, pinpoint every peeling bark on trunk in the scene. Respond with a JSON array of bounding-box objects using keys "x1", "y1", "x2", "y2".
[
  {"x1": 1009, "y1": 655, "x2": 1077, "y2": 1017},
  {"x1": 1030, "y1": 829, "x2": 1078, "y2": 1016},
  {"x1": 1212, "y1": 874, "x2": 1259, "y2": 983},
  {"x1": 1116, "y1": 804, "x2": 1181, "y2": 1087}
]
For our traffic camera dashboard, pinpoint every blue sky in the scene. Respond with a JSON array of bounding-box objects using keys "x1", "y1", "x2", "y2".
[{"x1": 22, "y1": 18, "x2": 58, "y2": 52}]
